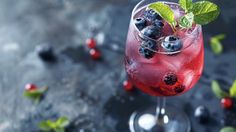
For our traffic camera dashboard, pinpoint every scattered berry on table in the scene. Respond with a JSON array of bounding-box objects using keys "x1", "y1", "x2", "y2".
[
  {"x1": 86, "y1": 38, "x2": 96, "y2": 49},
  {"x1": 134, "y1": 17, "x2": 147, "y2": 30},
  {"x1": 144, "y1": 9, "x2": 162, "y2": 21},
  {"x1": 141, "y1": 25, "x2": 162, "y2": 39},
  {"x1": 89, "y1": 49, "x2": 101, "y2": 60},
  {"x1": 123, "y1": 80, "x2": 134, "y2": 91},
  {"x1": 25, "y1": 83, "x2": 37, "y2": 91},
  {"x1": 221, "y1": 97, "x2": 233, "y2": 109},
  {"x1": 163, "y1": 73, "x2": 178, "y2": 85},
  {"x1": 36, "y1": 44, "x2": 55, "y2": 61},
  {"x1": 194, "y1": 106, "x2": 210, "y2": 123},
  {"x1": 139, "y1": 40, "x2": 157, "y2": 59},
  {"x1": 161, "y1": 35, "x2": 183, "y2": 52}
]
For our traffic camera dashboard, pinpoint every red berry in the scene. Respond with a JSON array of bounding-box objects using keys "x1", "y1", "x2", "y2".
[
  {"x1": 89, "y1": 49, "x2": 101, "y2": 60},
  {"x1": 123, "y1": 80, "x2": 133, "y2": 91},
  {"x1": 25, "y1": 83, "x2": 37, "y2": 91},
  {"x1": 221, "y1": 97, "x2": 233, "y2": 109},
  {"x1": 86, "y1": 38, "x2": 96, "y2": 49}
]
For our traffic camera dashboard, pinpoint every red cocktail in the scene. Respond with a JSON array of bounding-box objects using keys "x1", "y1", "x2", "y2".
[
  {"x1": 123, "y1": 0, "x2": 214, "y2": 131},
  {"x1": 125, "y1": 2, "x2": 204, "y2": 96}
]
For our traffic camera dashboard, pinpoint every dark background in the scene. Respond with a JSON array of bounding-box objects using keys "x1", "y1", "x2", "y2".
[{"x1": 0, "y1": 0, "x2": 236, "y2": 131}]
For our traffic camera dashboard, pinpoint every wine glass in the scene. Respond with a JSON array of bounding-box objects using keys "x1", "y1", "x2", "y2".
[{"x1": 124, "y1": 0, "x2": 204, "y2": 131}]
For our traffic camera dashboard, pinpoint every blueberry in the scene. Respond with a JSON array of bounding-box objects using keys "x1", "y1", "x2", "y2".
[
  {"x1": 144, "y1": 9, "x2": 162, "y2": 21},
  {"x1": 36, "y1": 44, "x2": 55, "y2": 61},
  {"x1": 139, "y1": 40, "x2": 157, "y2": 59},
  {"x1": 194, "y1": 106, "x2": 210, "y2": 124},
  {"x1": 134, "y1": 17, "x2": 147, "y2": 30},
  {"x1": 153, "y1": 20, "x2": 164, "y2": 28},
  {"x1": 174, "y1": 85, "x2": 185, "y2": 93},
  {"x1": 163, "y1": 73, "x2": 177, "y2": 85},
  {"x1": 141, "y1": 25, "x2": 162, "y2": 39},
  {"x1": 161, "y1": 35, "x2": 183, "y2": 52}
]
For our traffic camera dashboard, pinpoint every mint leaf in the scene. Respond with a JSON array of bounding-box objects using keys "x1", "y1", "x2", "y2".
[
  {"x1": 179, "y1": 0, "x2": 193, "y2": 12},
  {"x1": 220, "y1": 127, "x2": 236, "y2": 132},
  {"x1": 39, "y1": 117, "x2": 69, "y2": 132},
  {"x1": 55, "y1": 128, "x2": 65, "y2": 132},
  {"x1": 211, "y1": 80, "x2": 229, "y2": 99},
  {"x1": 148, "y1": 2, "x2": 176, "y2": 26},
  {"x1": 192, "y1": 1, "x2": 220, "y2": 25},
  {"x1": 38, "y1": 121, "x2": 51, "y2": 131},
  {"x1": 179, "y1": 12, "x2": 194, "y2": 28},
  {"x1": 230, "y1": 80, "x2": 236, "y2": 98},
  {"x1": 56, "y1": 117, "x2": 69, "y2": 127},
  {"x1": 210, "y1": 34, "x2": 224, "y2": 55},
  {"x1": 214, "y1": 34, "x2": 226, "y2": 40}
]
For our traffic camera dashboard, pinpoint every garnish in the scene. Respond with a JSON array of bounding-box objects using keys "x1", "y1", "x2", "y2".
[
  {"x1": 179, "y1": 12, "x2": 194, "y2": 28},
  {"x1": 24, "y1": 85, "x2": 48, "y2": 104},
  {"x1": 148, "y1": 2, "x2": 176, "y2": 31},
  {"x1": 179, "y1": 0, "x2": 193, "y2": 12},
  {"x1": 220, "y1": 127, "x2": 236, "y2": 132},
  {"x1": 192, "y1": 1, "x2": 220, "y2": 25},
  {"x1": 210, "y1": 34, "x2": 225, "y2": 55},
  {"x1": 148, "y1": 0, "x2": 220, "y2": 31},
  {"x1": 38, "y1": 117, "x2": 69, "y2": 132},
  {"x1": 211, "y1": 80, "x2": 229, "y2": 99}
]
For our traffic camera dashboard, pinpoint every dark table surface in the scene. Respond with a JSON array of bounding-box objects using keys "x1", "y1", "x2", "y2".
[{"x1": 0, "y1": 0, "x2": 236, "y2": 132}]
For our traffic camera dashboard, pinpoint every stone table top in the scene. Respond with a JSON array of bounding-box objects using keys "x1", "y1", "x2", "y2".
[{"x1": 0, "y1": 0, "x2": 236, "y2": 131}]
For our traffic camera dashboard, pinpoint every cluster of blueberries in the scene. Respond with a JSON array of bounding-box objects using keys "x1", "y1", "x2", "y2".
[{"x1": 134, "y1": 9, "x2": 183, "y2": 59}]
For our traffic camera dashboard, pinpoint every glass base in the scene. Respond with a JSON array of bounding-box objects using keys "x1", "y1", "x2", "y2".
[{"x1": 129, "y1": 105, "x2": 191, "y2": 132}]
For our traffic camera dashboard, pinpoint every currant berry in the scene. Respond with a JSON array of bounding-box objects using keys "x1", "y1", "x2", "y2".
[
  {"x1": 86, "y1": 38, "x2": 96, "y2": 49},
  {"x1": 25, "y1": 83, "x2": 37, "y2": 91},
  {"x1": 123, "y1": 80, "x2": 133, "y2": 91},
  {"x1": 221, "y1": 97, "x2": 233, "y2": 109},
  {"x1": 89, "y1": 49, "x2": 101, "y2": 60}
]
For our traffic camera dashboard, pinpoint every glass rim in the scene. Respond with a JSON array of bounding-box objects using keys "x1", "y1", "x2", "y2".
[{"x1": 131, "y1": 0, "x2": 202, "y2": 55}]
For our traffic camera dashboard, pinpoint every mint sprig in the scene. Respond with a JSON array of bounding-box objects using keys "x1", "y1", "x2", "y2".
[
  {"x1": 148, "y1": 0, "x2": 220, "y2": 31},
  {"x1": 179, "y1": 12, "x2": 194, "y2": 28},
  {"x1": 38, "y1": 117, "x2": 69, "y2": 132},
  {"x1": 192, "y1": 1, "x2": 220, "y2": 25},
  {"x1": 179, "y1": 0, "x2": 193, "y2": 12},
  {"x1": 211, "y1": 80, "x2": 236, "y2": 99},
  {"x1": 220, "y1": 127, "x2": 236, "y2": 132},
  {"x1": 24, "y1": 86, "x2": 48, "y2": 104},
  {"x1": 210, "y1": 34, "x2": 225, "y2": 55},
  {"x1": 148, "y1": 2, "x2": 176, "y2": 30}
]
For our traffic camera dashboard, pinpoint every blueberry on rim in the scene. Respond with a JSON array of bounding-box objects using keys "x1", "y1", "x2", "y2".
[
  {"x1": 139, "y1": 40, "x2": 157, "y2": 59},
  {"x1": 144, "y1": 9, "x2": 163, "y2": 21},
  {"x1": 161, "y1": 35, "x2": 183, "y2": 52},
  {"x1": 134, "y1": 17, "x2": 147, "y2": 30}
]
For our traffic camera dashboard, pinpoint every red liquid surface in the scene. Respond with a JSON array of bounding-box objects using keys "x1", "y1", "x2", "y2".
[{"x1": 125, "y1": 2, "x2": 204, "y2": 96}]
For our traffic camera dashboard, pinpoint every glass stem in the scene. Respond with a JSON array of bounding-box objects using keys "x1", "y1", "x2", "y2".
[{"x1": 156, "y1": 97, "x2": 167, "y2": 124}]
